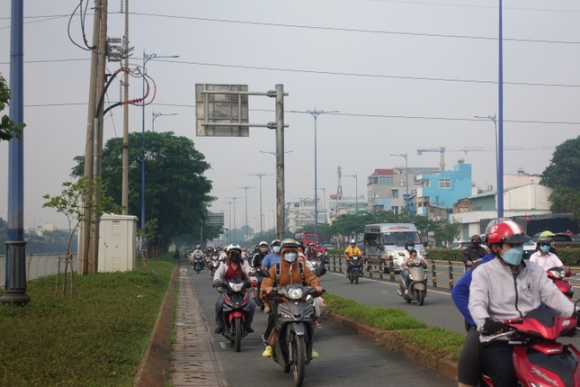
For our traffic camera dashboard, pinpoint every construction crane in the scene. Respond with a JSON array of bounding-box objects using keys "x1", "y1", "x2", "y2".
[{"x1": 417, "y1": 147, "x2": 446, "y2": 172}]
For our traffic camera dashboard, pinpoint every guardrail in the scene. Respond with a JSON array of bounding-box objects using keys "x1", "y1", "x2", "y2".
[{"x1": 0, "y1": 254, "x2": 78, "y2": 288}]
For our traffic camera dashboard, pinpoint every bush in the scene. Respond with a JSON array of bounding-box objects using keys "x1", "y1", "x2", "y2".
[{"x1": 425, "y1": 249, "x2": 462, "y2": 261}]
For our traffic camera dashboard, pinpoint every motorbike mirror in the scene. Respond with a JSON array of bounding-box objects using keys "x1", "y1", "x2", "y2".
[
  {"x1": 260, "y1": 268, "x2": 271, "y2": 278},
  {"x1": 315, "y1": 266, "x2": 327, "y2": 277},
  {"x1": 244, "y1": 281, "x2": 252, "y2": 289}
]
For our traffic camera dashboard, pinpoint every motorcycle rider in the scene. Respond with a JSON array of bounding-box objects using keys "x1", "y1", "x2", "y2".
[
  {"x1": 529, "y1": 236, "x2": 564, "y2": 270},
  {"x1": 344, "y1": 239, "x2": 362, "y2": 278},
  {"x1": 538, "y1": 230, "x2": 558, "y2": 255},
  {"x1": 213, "y1": 244, "x2": 257, "y2": 334},
  {"x1": 305, "y1": 242, "x2": 318, "y2": 262},
  {"x1": 261, "y1": 238, "x2": 323, "y2": 358},
  {"x1": 261, "y1": 239, "x2": 282, "y2": 271},
  {"x1": 469, "y1": 220, "x2": 575, "y2": 387},
  {"x1": 397, "y1": 241, "x2": 426, "y2": 294},
  {"x1": 461, "y1": 235, "x2": 487, "y2": 271},
  {"x1": 252, "y1": 241, "x2": 269, "y2": 270}
]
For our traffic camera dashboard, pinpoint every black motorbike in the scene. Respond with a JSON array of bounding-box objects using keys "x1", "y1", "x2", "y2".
[
  {"x1": 263, "y1": 283, "x2": 321, "y2": 387},
  {"x1": 193, "y1": 256, "x2": 204, "y2": 274},
  {"x1": 214, "y1": 279, "x2": 253, "y2": 352},
  {"x1": 347, "y1": 256, "x2": 363, "y2": 284}
]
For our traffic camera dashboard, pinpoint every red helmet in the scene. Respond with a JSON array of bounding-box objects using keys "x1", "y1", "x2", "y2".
[{"x1": 486, "y1": 220, "x2": 531, "y2": 245}]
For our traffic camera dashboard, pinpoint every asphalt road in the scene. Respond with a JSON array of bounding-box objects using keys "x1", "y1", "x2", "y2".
[{"x1": 189, "y1": 268, "x2": 455, "y2": 387}]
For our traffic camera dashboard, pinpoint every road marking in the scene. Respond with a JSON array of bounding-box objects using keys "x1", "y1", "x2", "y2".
[{"x1": 327, "y1": 271, "x2": 453, "y2": 296}]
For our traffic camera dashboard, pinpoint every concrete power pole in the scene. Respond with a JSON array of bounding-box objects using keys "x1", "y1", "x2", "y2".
[{"x1": 121, "y1": 0, "x2": 129, "y2": 215}]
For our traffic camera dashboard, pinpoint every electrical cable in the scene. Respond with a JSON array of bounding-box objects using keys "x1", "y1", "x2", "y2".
[{"x1": 67, "y1": 0, "x2": 92, "y2": 51}]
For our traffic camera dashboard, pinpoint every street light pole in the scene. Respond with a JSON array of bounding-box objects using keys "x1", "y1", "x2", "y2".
[
  {"x1": 317, "y1": 187, "x2": 326, "y2": 223},
  {"x1": 140, "y1": 50, "x2": 179, "y2": 249},
  {"x1": 498, "y1": 0, "x2": 505, "y2": 218},
  {"x1": 228, "y1": 197, "x2": 241, "y2": 243},
  {"x1": 346, "y1": 174, "x2": 358, "y2": 213},
  {"x1": 248, "y1": 173, "x2": 273, "y2": 237},
  {"x1": 152, "y1": 111, "x2": 177, "y2": 132},
  {"x1": 391, "y1": 153, "x2": 409, "y2": 216},
  {"x1": 306, "y1": 109, "x2": 338, "y2": 237},
  {"x1": 236, "y1": 187, "x2": 255, "y2": 242}
]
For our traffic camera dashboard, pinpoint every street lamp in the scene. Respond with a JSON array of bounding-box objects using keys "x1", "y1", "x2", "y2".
[
  {"x1": 474, "y1": 114, "x2": 500, "y2": 215},
  {"x1": 152, "y1": 111, "x2": 177, "y2": 132},
  {"x1": 345, "y1": 174, "x2": 358, "y2": 214},
  {"x1": 236, "y1": 187, "x2": 255, "y2": 242},
  {"x1": 248, "y1": 173, "x2": 273, "y2": 237},
  {"x1": 228, "y1": 197, "x2": 241, "y2": 243},
  {"x1": 391, "y1": 153, "x2": 409, "y2": 216},
  {"x1": 141, "y1": 50, "x2": 179, "y2": 248},
  {"x1": 305, "y1": 109, "x2": 339, "y2": 238}
]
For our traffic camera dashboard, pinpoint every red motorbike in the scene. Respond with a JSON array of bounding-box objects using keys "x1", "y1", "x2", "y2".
[
  {"x1": 480, "y1": 306, "x2": 580, "y2": 386},
  {"x1": 547, "y1": 266, "x2": 574, "y2": 299}
]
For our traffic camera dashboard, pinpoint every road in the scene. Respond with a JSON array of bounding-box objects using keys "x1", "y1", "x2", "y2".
[{"x1": 189, "y1": 268, "x2": 455, "y2": 387}]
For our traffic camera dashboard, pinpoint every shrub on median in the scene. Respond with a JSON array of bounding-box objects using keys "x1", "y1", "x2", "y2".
[{"x1": 0, "y1": 257, "x2": 176, "y2": 387}]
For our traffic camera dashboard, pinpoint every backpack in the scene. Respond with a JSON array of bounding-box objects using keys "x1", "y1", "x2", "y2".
[{"x1": 274, "y1": 262, "x2": 305, "y2": 285}]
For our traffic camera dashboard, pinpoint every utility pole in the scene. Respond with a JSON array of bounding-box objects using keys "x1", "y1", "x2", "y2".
[
  {"x1": 236, "y1": 187, "x2": 255, "y2": 242},
  {"x1": 248, "y1": 173, "x2": 272, "y2": 237},
  {"x1": 121, "y1": 0, "x2": 129, "y2": 215},
  {"x1": 228, "y1": 197, "x2": 241, "y2": 243},
  {"x1": 79, "y1": 0, "x2": 104, "y2": 275}
]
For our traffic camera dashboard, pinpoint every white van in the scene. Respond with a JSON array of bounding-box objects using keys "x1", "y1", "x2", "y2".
[{"x1": 363, "y1": 223, "x2": 426, "y2": 263}]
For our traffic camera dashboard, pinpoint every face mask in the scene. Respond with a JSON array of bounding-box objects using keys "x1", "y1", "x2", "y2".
[
  {"x1": 472, "y1": 242, "x2": 480, "y2": 247},
  {"x1": 540, "y1": 245, "x2": 550, "y2": 253},
  {"x1": 501, "y1": 246, "x2": 524, "y2": 266},
  {"x1": 273, "y1": 245, "x2": 281, "y2": 254},
  {"x1": 229, "y1": 253, "x2": 241, "y2": 263},
  {"x1": 260, "y1": 247, "x2": 268, "y2": 253},
  {"x1": 284, "y1": 252, "x2": 297, "y2": 263},
  {"x1": 406, "y1": 245, "x2": 414, "y2": 250}
]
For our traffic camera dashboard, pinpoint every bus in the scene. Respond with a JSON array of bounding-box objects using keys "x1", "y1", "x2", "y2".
[{"x1": 295, "y1": 232, "x2": 319, "y2": 248}]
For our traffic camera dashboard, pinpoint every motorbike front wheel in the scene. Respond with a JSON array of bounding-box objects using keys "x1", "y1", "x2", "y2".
[
  {"x1": 234, "y1": 318, "x2": 242, "y2": 352},
  {"x1": 416, "y1": 290, "x2": 424, "y2": 306},
  {"x1": 355, "y1": 271, "x2": 359, "y2": 285},
  {"x1": 292, "y1": 335, "x2": 306, "y2": 387}
]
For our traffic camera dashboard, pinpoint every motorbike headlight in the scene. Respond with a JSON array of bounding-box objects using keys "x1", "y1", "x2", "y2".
[
  {"x1": 409, "y1": 273, "x2": 414, "y2": 280},
  {"x1": 548, "y1": 269, "x2": 564, "y2": 279},
  {"x1": 280, "y1": 312, "x2": 293, "y2": 319},
  {"x1": 285, "y1": 287, "x2": 304, "y2": 300},
  {"x1": 229, "y1": 282, "x2": 244, "y2": 292}
]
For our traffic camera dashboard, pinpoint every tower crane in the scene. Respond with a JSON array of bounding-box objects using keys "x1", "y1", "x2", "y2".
[{"x1": 417, "y1": 147, "x2": 446, "y2": 172}]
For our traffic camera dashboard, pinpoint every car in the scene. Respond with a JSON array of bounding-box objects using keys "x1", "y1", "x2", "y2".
[
  {"x1": 451, "y1": 240, "x2": 471, "y2": 250},
  {"x1": 523, "y1": 240, "x2": 536, "y2": 260},
  {"x1": 322, "y1": 244, "x2": 334, "y2": 250}
]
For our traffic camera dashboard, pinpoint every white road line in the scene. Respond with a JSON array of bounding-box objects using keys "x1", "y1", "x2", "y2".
[{"x1": 327, "y1": 271, "x2": 453, "y2": 296}]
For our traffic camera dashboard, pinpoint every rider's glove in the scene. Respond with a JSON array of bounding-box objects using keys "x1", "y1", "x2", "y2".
[{"x1": 483, "y1": 318, "x2": 505, "y2": 335}]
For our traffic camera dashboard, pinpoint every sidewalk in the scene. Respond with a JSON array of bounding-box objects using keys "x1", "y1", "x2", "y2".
[{"x1": 172, "y1": 261, "x2": 225, "y2": 387}]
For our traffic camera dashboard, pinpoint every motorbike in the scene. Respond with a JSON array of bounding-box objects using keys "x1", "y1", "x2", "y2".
[
  {"x1": 479, "y1": 306, "x2": 580, "y2": 386},
  {"x1": 263, "y1": 283, "x2": 320, "y2": 387},
  {"x1": 210, "y1": 255, "x2": 220, "y2": 277},
  {"x1": 398, "y1": 257, "x2": 428, "y2": 306},
  {"x1": 347, "y1": 256, "x2": 363, "y2": 284},
  {"x1": 547, "y1": 266, "x2": 574, "y2": 299},
  {"x1": 214, "y1": 279, "x2": 253, "y2": 352},
  {"x1": 193, "y1": 256, "x2": 204, "y2": 274}
]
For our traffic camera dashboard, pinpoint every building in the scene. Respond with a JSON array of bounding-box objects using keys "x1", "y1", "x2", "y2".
[
  {"x1": 285, "y1": 198, "x2": 329, "y2": 233},
  {"x1": 416, "y1": 161, "x2": 473, "y2": 217},
  {"x1": 367, "y1": 167, "x2": 437, "y2": 214}
]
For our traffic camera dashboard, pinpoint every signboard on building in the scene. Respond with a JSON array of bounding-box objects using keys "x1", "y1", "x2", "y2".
[
  {"x1": 196, "y1": 84, "x2": 249, "y2": 137},
  {"x1": 206, "y1": 213, "x2": 225, "y2": 227}
]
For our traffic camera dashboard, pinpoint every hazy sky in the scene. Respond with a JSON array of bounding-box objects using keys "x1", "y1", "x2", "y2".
[{"x1": 1, "y1": 0, "x2": 579, "y2": 232}]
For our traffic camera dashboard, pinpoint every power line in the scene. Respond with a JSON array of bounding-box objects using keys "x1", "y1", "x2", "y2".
[
  {"x1": 22, "y1": 101, "x2": 580, "y2": 126},
  {"x1": 130, "y1": 12, "x2": 580, "y2": 45},
  {"x1": 365, "y1": 0, "x2": 580, "y2": 13},
  {"x1": 158, "y1": 59, "x2": 580, "y2": 88}
]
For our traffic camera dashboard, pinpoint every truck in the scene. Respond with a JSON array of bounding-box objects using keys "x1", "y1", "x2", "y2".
[{"x1": 363, "y1": 223, "x2": 426, "y2": 271}]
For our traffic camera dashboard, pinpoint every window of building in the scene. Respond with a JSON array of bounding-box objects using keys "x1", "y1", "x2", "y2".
[
  {"x1": 378, "y1": 177, "x2": 393, "y2": 185},
  {"x1": 391, "y1": 206, "x2": 399, "y2": 214},
  {"x1": 392, "y1": 189, "x2": 399, "y2": 198},
  {"x1": 423, "y1": 180, "x2": 430, "y2": 188},
  {"x1": 439, "y1": 178, "x2": 451, "y2": 189}
]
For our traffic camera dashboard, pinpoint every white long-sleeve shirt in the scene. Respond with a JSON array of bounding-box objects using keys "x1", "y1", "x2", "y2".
[{"x1": 529, "y1": 251, "x2": 563, "y2": 271}]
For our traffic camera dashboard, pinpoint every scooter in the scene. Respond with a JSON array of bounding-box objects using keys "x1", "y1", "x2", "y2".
[
  {"x1": 261, "y1": 270, "x2": 321, "y2": 387},
  {"x1": 479, "y1": 306, "x2": 580, "y2": 386},
  {"x1": 347, "y1": 256, "x2": 363, "y2": 284},
  {"x1": 398, "y1": 257, "x2": 427, "y2": 306},
  {"x1": 210, "y1": 255, "x2": 220, "y2": 277},
  {"x1": 214, "y1": 279, "x2": 253, "y2": 352},
  {"x1": 547, "y1": 266, "x2": 574, "y2": 299},
  {"x1": 193, "y1": 255, "x2": 204, "y2": 274}
]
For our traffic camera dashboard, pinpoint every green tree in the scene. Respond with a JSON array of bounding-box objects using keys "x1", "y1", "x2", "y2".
[
  {"x1": 0, "y1": 74, "x2": 24, "y2": 141},
  {"x1": 72, "y1": 131, "x2": 215, "y2": 253},
  {"x1": 541, "y1": 136, "x2": 580, "y2": 225}
]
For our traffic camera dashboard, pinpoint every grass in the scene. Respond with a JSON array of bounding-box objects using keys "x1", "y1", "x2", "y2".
[
  {"x1": 0, "y1": 257, "x2": 176, "y2": 387},
  {"x1": 325, "y1": 293, "x2": 465, "y2": 361}
]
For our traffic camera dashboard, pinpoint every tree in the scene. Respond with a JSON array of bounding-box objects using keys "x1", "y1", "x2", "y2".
[
  {"x1": 72, "y1": 131, "x2": 215, "y2": 253},
  {"x1": 0, "y1": 74, "x2": 24, "y2": 141},
  {"x1": 541, "y1": 136, "x2": 580, "y2": 225}
]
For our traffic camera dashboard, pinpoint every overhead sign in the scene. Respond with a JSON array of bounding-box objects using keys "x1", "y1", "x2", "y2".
[
  {"x1": 206, "y1": 213, "x2": 225, "y2": 227},
  {"x1": 196, "y1": 84, "x2": 249, "y2": 137}
]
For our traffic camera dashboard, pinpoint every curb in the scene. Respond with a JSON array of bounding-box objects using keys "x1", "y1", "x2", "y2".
[
  {"x1": 327, "y1": 311, "x2": 457, "y2": 381},
  {"x1": 134, "y1": 265, "x2": 179, "y2": 387}
]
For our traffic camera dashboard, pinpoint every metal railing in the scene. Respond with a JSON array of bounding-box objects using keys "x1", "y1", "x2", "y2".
[{"x1": 0, "y1": 254, "x2": 78, "y2": 288}]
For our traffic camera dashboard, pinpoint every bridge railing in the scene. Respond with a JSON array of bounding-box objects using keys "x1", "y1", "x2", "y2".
[{"x1": 0, "y1": 254, "x2": 78, "y2": 288}]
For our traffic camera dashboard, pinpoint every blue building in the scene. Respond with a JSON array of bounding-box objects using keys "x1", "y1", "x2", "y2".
[{"x1": 416, "y1": 161, "x2": 472, "y2": 216}]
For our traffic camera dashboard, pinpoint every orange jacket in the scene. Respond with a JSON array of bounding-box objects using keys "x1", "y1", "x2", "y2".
[{"x1": 260, "y1": 260, "x2": 320, "y2": 301}]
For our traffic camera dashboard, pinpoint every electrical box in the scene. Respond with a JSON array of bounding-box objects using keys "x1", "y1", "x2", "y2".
[{"x1": 98, "y1": 214, "x2": 138, "y2": 273}]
